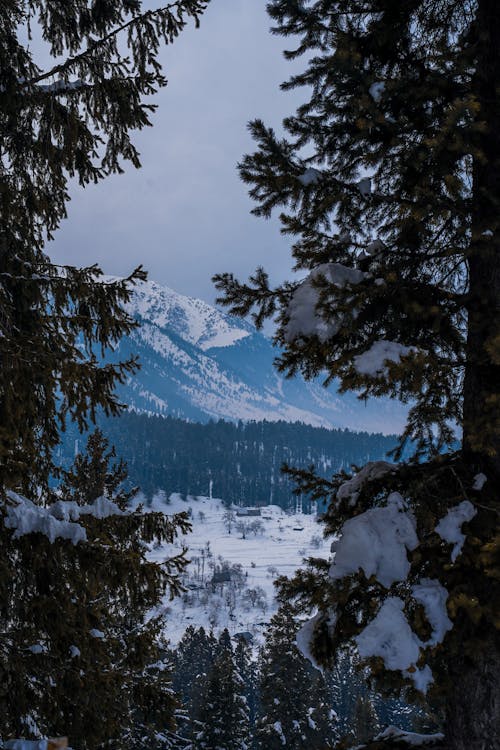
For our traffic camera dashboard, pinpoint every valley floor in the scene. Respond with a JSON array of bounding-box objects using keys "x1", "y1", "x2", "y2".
[{"x1": 141, "y1": 493, "x2": 331, "y2": 643}]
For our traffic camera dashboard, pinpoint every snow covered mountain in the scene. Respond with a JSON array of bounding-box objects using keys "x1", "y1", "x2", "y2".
[{"x1": 110, "y1": 278, "x2": 407, "y2": 434}]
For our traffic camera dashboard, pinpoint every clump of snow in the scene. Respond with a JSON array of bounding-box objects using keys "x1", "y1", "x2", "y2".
[
  {"x1": 296, "y1": 611, "x2": 336, "y2": 672},
  {"x1": 27, "y1": 643, "x2": 47, "y2": 655},
  {"x1": 307, "y1": 707, "x2": 318, "y2": 730},
  {"x1": 3, "y1": 492, "x2": 126, "y2": 546},
  {"x1": 4, "y1": 494, "x2": 87, "y2": 546},
  {"x1": 472, "y1": 473, "x2": 487, "y2": 491},
  {"x1": 375, "y1": 726, "x2": 445, "y2": 745},
  {"x1": 435, "y1": 500, "x2": 477, "y2": 562},
  {"x1": 284, "y1": 263, "x2": 366, "y2": 343},
  {"x1": 329, "y1": 492, "x2": 418, "y2": 588},
  {"x1": 355, "y1": 580, "x2": 452, "y2": 693},
  {"x1": 366, "y1": 239, "x2": 385, "y2": 255},
  {"x1": 69, "y1": 645, "x2": 81, "y2": 658},
  {"x1": 89, "y1": 629, "x2": 105, "y2": 639},
  {"x1": 369, "y1": 81, "x2": 385, "y2": 102},
  {"x1": 336, "y1": 461, "x2": 397, "y2": 506},
  {"x1": 357, "y1": 177, "x2": 372, "y2": 196},
  {"x1": 411, "y1": 579, "x2": 452, "y2": 646},
  {"x1": 298, "y1": 167, "x2": 322, "y2": 186},
  {"x1": 4, "y1": 742, "x2": 48, "y2": 750},
  {"x1": 355, "y1": 597, "x2": 432, "y2": 693},
  {"x1": 353, "y1": 340, "x2": 414, "y2": 377},
  {"x1": 272, "y1": 720, "x2": 286, "y2": 745}
]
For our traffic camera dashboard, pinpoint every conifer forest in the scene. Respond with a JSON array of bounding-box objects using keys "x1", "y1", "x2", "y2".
[{"x1": 1, "y1": 2, "x2": 499, "y2": 750}]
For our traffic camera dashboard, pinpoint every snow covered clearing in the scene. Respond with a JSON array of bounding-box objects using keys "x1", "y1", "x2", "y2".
[{"x1": 140, "y1": 493, "x2": 331, "y2": 644}]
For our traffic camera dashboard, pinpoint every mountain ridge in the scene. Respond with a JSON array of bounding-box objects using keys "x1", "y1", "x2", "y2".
[{"x1": 108, "y1": 278, "x2": 407, "y2": 434}]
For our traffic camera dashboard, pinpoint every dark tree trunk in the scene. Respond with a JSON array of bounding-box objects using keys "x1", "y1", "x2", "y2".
[
  {"x1": 463, "y1": 0, "x2": 500, "y2": 479},
  {"x1": 445, "y1": 629, "x2": 500, "y2": 750},
  {"x1": 453, "y1": 3, "x2": 500, "y2": 748}
]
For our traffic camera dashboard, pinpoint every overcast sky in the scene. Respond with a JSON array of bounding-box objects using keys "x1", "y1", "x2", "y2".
[{"x1": 49, "y1": 1, "x2": 304, "y2": 304}]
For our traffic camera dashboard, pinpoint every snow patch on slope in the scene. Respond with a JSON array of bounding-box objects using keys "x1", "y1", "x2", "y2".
[{"x1": 125, "y1": 279, "x2": 251, "y2": 351}]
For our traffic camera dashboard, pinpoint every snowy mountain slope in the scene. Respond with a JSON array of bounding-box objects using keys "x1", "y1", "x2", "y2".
[
  {"x1": 110, "y1": 278, "x2": 408, "y2": 433},
  {"x1": 138, "y1": 492, "x2": 331, "y2": 644},
  {"x1": 126, "y1": 279, "x2": 253, "y2": 351}
]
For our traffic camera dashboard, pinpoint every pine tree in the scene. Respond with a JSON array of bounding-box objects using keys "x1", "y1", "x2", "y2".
[
  {"x1": 255, "y1": 604, "x2": 335, "y2": 750},
  {"x1": 1, "y1": 4, "x2": 209, "y2": 742},
  {"x1": 193, "y1": 629, "x2": 250, "y2": 750},
  {"x1": 58, "y1": 428, "x2": 135, "y2": 507},
  {"x1": 213, "y1": 3, "x2": 500, "y2": 747},
  {"x1": 0, "y1": 0, "x2": 209, "y2": 494},
  {"x1": 234, "y1": 635, "x2": 258, "y2": 733},
  {"x1": 0, "y1": 429, "x2": 191, "y2": 748},
  {"x1": 172, "y1": 626, "x2": 218, "y2": 742}
]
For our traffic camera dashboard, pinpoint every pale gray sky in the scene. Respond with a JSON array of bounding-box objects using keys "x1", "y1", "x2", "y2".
[{"x1": 49, "y1": 1, "x2": 304, "y2": 304}]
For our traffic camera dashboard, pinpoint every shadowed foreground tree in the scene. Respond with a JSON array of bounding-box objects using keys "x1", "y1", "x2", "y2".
[
  {"x1": 0, "y1": 430, "x2": 191, "y2": 748},
  {"x1": 214, "y1": 2, "x2": 500, "y2": 748},
  {"x1": 0, "y1": 1, "x2": 209, "y2": 744},
  {"x1": 0, "y1": 0, "x2": 209, "y2": 494}
]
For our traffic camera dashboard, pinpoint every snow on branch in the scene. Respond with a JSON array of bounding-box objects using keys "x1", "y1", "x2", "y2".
[
  {"x1": 3, "y1": 492, "x2": 126, "y2": 546},
  {"x1": 329, "y1": 492, "x2": 418, "y2": 588},
  {"x1": 435, "y1": 500, "x2": 477, "y2": 562},
  {"x1": 353, "y1": 340, "x2": 416, "y2": 378},
  {"x1": 300, "y1": 487, "x2": 460, "y2": 693},
  {"x1": 355, "y1": 597, "x2": 434, "y2": 693},
  {"x1": 284, "y1": 263, "x2": 366, "y2": 343},
  {"x1": 336, "y1": 460, "x2": 397, "y2": 506},
  {"x1": 375, "y1": 726, "x2": 445, "y2": 745}
]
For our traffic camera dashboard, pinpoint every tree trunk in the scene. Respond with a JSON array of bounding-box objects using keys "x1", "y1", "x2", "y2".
[
  {"x1": 463, "y1": 0, "x2": 500, "y2": 478},
  {"x1": 445, "y1": 629, "x2": 500, "y2": 750},
  {"x1": 455, "y1": 4, "x2": 500, "y2": 748}
]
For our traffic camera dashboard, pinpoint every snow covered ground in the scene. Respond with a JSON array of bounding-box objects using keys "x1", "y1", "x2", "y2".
[{"x1": 141, "y1": 493, "x2": 331, "y2": 644}]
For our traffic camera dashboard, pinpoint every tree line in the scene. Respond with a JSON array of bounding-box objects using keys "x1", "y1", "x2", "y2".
[
  {"x1": 169, "y1": 606, "x2": 434, "y2": 750},
  {"x1": 56, "y1": 413, "x2": 398, "y2": 510}
]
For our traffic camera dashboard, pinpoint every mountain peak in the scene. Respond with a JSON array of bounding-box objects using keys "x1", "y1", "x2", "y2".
[
  {"x1": 109, "y1": 277, "x2": 407, "y2": 434},
  {"x1": 126, "y1": 278, "x2": 252, "y2": 351}
]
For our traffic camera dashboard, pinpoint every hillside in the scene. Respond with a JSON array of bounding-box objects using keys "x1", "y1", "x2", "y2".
[
  {"x1": 105, "y1": 278, "x2": 408, "y2": 434},
  {"x1": 57, "y1": 414, "x2": 399, "y2": 505}
]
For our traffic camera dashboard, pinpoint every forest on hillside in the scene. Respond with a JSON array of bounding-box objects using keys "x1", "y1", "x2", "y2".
[{"x1": 56, "y1": 414, "x2": 398, "y2": 509}]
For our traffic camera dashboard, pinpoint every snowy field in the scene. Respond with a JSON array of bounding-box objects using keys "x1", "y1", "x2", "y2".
[{"x1": 142, "y1": 493, "x2": 331, "y2": 644}]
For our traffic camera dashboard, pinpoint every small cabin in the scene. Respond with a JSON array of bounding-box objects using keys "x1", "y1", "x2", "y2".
[
  {"x1": 234, "y1": 631, "x2": 253, "y2": 645},
  {"x1": 236, "y1": 507, "x2": 262, "y2": 517}
]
